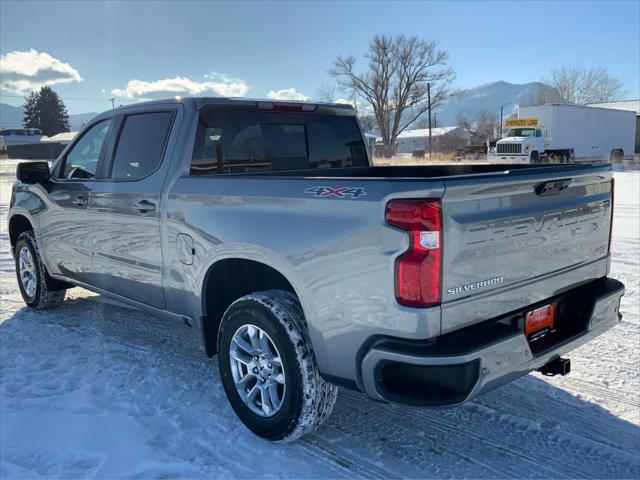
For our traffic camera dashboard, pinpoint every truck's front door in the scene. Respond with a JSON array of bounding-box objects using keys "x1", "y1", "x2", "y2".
[
  {"x1": 40, "y1": 118, "x2": 115, "y2": 283},
  {"x1": 89, "y1": 107, "x2": 179, "y2": 309}
]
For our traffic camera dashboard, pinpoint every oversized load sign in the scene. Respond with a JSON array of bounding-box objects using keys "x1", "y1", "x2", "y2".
[{"x1": 504, "y1": 118, "x2": 539, "y2": 127}]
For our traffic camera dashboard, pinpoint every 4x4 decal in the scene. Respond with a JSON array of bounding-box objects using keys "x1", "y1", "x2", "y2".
[{"x1": 305, "y1": 186, "x2": 367, "y2": 199}]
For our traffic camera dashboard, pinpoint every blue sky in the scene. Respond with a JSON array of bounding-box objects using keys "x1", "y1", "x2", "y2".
[{"x1": 1, "y1": 0, "x2": 638, "y2": 115}]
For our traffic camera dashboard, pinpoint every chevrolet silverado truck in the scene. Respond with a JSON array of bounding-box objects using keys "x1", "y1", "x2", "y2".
[{"x1": 9, "y1": 97, "x2": 624, "y2": 441}]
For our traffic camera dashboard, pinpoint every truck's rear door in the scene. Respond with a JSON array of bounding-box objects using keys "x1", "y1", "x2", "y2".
[{"x1": 440, "y1": 165, "x2": 613, "y2": 333}]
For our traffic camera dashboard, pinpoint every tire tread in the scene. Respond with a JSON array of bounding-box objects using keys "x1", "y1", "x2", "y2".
[
  {"x1": 16, "y1": 231, "x2": 65, "y2": 309},
  {"x1": 220, "y1": 290, "x2": 338, "y2": 441}
]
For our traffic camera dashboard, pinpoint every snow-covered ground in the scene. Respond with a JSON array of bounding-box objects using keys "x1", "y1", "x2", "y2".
[{"x1": 1, "y1": 160, "x2": 638, "y2": 478}]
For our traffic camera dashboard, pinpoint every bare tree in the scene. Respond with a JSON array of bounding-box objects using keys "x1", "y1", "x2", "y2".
[
  {"x1": 471, "y1": 109, "x2": 496, "y2": 145},
  {"x1": 316, "y1": 83, "x2": 337, "y2": 102},
  {"x1": 330, "y1": 34, "x2": 456, "y2": 157},
  {"x1": 455, "y1": 111, "x2": 471, "y2": 131},
  {"x1": 543, "y1": 66, "x2": 625, "y2": 105},
  {"x1": 528, "y1": 83, "x2": 563, "y2": 106},
  {"x1": 358, "y1": 114, "x2": 377, "y2": 133}
]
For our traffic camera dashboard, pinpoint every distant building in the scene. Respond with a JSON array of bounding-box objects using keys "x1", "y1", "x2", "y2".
[
  {"x1": 43, "y1": 131, "x2": 77, "y2": 144},
  {"x1": 0, "y1": 128, "x2": 44, "y2": 152},
  {"x1": 586, "y1": 100, "x2": 640, "y2": 155},
  {"x1": 389, "y1": 126, "x2": 472, "y2": 154},
  {"x1": 1, "y1": 129, "x2": 76, "y2": 159},
  {"x1": 363, "y1": 132, "x2": 377, "y2": 156}
]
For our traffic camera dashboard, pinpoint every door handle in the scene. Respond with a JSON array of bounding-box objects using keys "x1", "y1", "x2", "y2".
[
  {"x1": 134, "y1": 200, "x2": 156, "y2": 213},
  {"x1": 72, "y1": 195, "x2": 88, "y2": 207}
]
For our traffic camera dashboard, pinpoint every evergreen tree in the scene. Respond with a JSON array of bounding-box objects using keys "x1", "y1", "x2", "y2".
[
  {"x1": 23, "y1": 91, "x2": 40, "y2": 130},
  {"x1": 22, "y1": 86, "x2": 70, "y2": 136}
]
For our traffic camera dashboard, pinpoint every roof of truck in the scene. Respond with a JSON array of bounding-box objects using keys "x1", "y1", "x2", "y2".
[
  {"x1": 523, "y1": 103, "x2": 638, "y2": 115},
  {"x1": 114, "y1": 96, "x2": 355, "y2": 111}
]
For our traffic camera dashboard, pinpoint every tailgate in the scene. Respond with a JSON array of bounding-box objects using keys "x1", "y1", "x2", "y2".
[{"x1": 440, "y1": 166, "x2": 613, "y2": 332}]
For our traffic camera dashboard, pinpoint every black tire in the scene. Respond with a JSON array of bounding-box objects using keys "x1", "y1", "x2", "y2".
[
  {"x1": 610, "y1": 149, "x2": 624, "y2": 163},
  {"x1": 530, "y1": 151, "x2": 540, "y2": 164},
  {"x1": 14, "y1": 231, "x2": 66, "y2": 309},
  {"x1": 217, "y1": 290, "x2": 338, "y2": 441}
]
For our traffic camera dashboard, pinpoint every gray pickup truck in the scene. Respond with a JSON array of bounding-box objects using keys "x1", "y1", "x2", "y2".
[{"x1": 9, "y1": 97, "x2": 624, "y2": 441}]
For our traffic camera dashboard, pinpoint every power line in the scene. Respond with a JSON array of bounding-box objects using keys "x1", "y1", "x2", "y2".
[
  {"x1": 0, "y1": 93, "x2": 139, "y2": 104},
  {"x1": 1, "y1": 94, "x2": 104, "y2": 101}
]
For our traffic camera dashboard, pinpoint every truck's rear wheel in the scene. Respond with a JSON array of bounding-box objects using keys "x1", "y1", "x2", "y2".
[
  {"x1": 217, "y1": 290, "x2": 338, "y2": 441},
  {"x1": 610, "y1": 149, "x2": 624, "y2": 162},
  {"x1": 14, "y1": 231, "x2": 66, "y2": 309}
]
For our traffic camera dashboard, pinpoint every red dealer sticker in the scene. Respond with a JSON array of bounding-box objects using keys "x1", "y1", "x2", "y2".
[{"x1": 525, "y1": 303, "x2": 556, "y2": 338}]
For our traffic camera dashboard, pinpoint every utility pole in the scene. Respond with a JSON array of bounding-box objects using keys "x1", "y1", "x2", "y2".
[
  {"x1": 109, "y1": 97, "x2": 115, "y2": 109},
  {"x1": 499, "y1": 105, "x2": 504, "y2": 139},
  {"x1": 427, "y1": 83, "x2": 432, "y2": 158}
]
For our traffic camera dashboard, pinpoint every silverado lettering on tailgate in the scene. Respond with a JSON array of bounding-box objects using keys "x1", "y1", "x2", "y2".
[{"x1": 447, "y1": 276, "x2": 504, "y2": 295}]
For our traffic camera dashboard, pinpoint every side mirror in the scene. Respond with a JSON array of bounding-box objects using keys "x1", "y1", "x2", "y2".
[{"x1": 17, "y1": 161, "x2": 50, "y2": 184}]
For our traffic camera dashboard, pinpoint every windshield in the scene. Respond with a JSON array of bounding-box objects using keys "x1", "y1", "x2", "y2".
[{"x1": 507, "y1": 128, "x2": 536, "y2": 137}]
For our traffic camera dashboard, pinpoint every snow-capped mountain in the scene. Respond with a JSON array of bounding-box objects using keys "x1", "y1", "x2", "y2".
[{"x1": 433, "y1": 81, "x2": 554, "y2": 125}]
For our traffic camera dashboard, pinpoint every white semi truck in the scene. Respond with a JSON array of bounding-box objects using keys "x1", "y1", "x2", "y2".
[{"x1": 489, "y1": 104, "x2": 635, "y2": 164}]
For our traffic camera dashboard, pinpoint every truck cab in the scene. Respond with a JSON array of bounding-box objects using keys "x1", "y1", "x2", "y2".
[{"x1": 492, "y1": 127, "x2": 546, "y2": 164}]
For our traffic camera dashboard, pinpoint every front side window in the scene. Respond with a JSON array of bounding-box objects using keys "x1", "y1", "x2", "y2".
[
  {"x1": 110, "y1": 112, "x2": 174, "y2": 180},
  {"x1": 191, "y1": 108, "x2": 368, "y2": 175},
  {"x1": 62, "y1": 119, "x2": 112, "y2": 179}
]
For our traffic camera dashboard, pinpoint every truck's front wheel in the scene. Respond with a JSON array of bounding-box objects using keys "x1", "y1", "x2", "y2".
[
  {"x1": 14, "y1": 231, "x2": 66, "y2": 309},
  {"x1": 217, "y1": 290, "x2": 338, "y2": 441},
  {"x1": 530, "y1": 151, "x2": 540, "y2": 164}
]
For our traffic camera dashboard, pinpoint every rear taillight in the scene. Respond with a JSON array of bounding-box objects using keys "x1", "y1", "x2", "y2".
[
  {"x1": 385, "y1": 199, "x2": 442, "y2": 308},
  {"x1": 608, "y1": 177, "x2": 615, "y2": 253}
]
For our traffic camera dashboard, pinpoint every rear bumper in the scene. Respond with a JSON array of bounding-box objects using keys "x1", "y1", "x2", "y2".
[{"x1": 360, "y1": 277, "x2": 624, "y2": 406}]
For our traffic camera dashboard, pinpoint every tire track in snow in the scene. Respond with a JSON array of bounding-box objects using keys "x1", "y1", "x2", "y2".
[
  {"x1": 337, "y1": 391, "x2": 569, "y2": 479},
  {"x1": 299, "y1": 390, "x2": 539, "y2": 478},
  {"x1": 338, "y1": 399, "x2": 528, "y2": 479},
  {"x1": 337, "y1": 389, "x2": 639, "y2": 478},
  {"x1": 558, "y1": 378, "x2": 640, "y2": 408},
  {"x1": 299, "y1": 435, "x2": 391, "y2": 479}
]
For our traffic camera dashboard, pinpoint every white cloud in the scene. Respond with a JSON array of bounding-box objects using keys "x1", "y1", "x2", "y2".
[
  {"x1": 336, "y1": 98, "x2": 356, "y2": 107},
  {"x1": 334, "y1": 97, "x2": 372, "y2": 115},
  {"x1": 111, "y1": 75, "x2": 249, "y2": 99},
  {"x1": 0, "y1": 49, "x2": 83, "y2": 93},
  {"x1": 203, "y1": 72, "x2": 241, "y2": 83},
  {"x1": 266, "y1": 88, "x2": 310, "y2": 101}
]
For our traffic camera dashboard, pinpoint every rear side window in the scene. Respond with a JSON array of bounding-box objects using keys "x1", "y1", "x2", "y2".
[
  {"x1": 191, "y1": 108, "x2": 367, "y2": 175},
  {"x1": 110, "y1": 112, "x2": 173, "y2": 180}
]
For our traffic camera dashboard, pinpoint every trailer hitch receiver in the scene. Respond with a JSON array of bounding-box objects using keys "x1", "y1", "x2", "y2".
[{"x1": 538, "y1": 357, "x2": 571, "y2": 376}]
